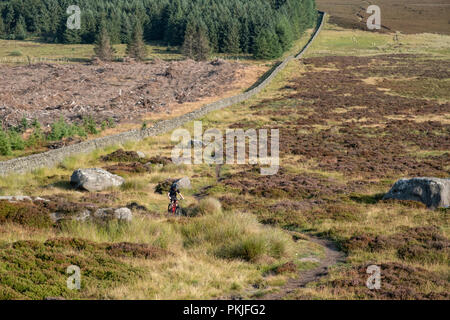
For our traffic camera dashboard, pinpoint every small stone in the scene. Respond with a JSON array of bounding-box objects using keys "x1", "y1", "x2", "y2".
[{"x1": 136, "y1": 151, "x2": 146, "y2": 159}]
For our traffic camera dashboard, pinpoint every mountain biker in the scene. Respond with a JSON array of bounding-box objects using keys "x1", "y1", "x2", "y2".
[{"x1": 168, "y1": 184, "x2": 185, "y2": 204}]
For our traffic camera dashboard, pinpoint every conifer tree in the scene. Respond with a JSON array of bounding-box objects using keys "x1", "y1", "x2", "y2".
[
  {"x1": 253, "y1": 29, "x2": 282, "y2": 59},
  {"x1": 120, "y1": 14, "x2": 132, "y2": 44},
  {"x1": 93, "y1": 23, "x2": 116, "y2": 61},
  {"x1": 223, "y1": 20, "x2": 241, "y2": 54},
  {"x1": 182, "y1": 23, "x2": 210, "y2": 61},
  {"x1": 194, "y1": 26, "x2": 210, "y2": 61},
  {"x1": 276, "y1": 16, "x2": 294, "y2": 51},
  {"x1": 0, "y1": 0, "x2": 317, "y2": 58},
  {"x1": 181, "y1": 22, "x2": 196, "y2": 59},
  {"x1": 0, "y1": 15, "x2": 5, "y2": 37},
  {"x1": 14, "y1": 16, "x2": 27, "y2": 40},
  {"x1": 81, "y1": 10, "x2": 97, "y2": 43},
  {"x1": 126, "y1": 22, "x2": 148, "y2": 61}
]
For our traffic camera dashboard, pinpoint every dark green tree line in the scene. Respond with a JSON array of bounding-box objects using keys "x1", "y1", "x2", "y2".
[{"x1": 0, "y1": 0, "x2": 317, "y2": 59}]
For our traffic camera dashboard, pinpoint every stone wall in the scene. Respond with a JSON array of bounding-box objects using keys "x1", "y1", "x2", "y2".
[{"x1": 0, "y1": 12, "x2": 326, "y2": 176}]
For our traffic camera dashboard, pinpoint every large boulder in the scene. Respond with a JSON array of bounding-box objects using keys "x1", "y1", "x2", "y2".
[
  {"x1": 71, "y1": 168, "x2": 125, "y2": 192},
  {"x1": 383, "y1": 177, "x2": 450, "y2": 209},
  {"x1": 173, "y1": 177, "x2": 192, "y2": 190}
]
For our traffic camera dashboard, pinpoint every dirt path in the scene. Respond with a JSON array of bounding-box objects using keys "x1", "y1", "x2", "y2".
[
  {"x1": 260, "y1": 235, "x2": 346, "y2": 300},
  {"x1": 206, "y1": 164, "x2": 346, "y2": 300}
]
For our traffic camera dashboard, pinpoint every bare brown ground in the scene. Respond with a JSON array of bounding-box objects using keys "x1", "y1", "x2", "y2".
[
  {"x1": 261, "y1": 235, "x2": 346, "y2": 300},
  {"x1": 0, "y1": 59, "x2": 264, "y2": 128},
  {"x1": 141, "y1": 64, "x2": 267, "y2": 122}
]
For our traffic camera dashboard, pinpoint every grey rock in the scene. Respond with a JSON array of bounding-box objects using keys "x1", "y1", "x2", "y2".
[
  {"x1": 50, "y1": 207, "x2": 132, "y2": 223},
  {"x1": 136, "y1": 151, "x2": 146, "y2": 158},
  {"x1": 35, "y1": 197, "x2": 50, "y2": 202},
  {"x1": 173, "y1": 177, "x2": 191, "y2": 189},
  {"x1": 93, "y1": 207, "x2": 132, "y2": 222},
  {"x1": 70, "y1": 168, "x2": 125, "y2": 192},
  {"x1": 383, "y1": 177, "x2": 450, "y2": 209},
  {"x1": 50, "y1": 210, "x2": 91, "y2": 223}
]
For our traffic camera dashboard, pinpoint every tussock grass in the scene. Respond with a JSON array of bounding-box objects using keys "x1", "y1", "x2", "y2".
[
  {"x1": 194, "y1": 197, "x2": 223, "y2": 216},
  {"x1": 160, "y1": 163, "x2": 189, "y2": 173},
  {"x1": 181, "y1": 211, "x2": 294, "y2": 262},
  {"x1": 0, "y1": 208, "x2": 307, "y2": 299},
  {"x1": 60, "y1": 218, "x2": 182, "y2": 251}
]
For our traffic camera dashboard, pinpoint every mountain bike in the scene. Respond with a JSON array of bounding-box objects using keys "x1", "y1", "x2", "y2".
[{"x1": 168, "y1": 199, "x2": 183, "y2": 216}]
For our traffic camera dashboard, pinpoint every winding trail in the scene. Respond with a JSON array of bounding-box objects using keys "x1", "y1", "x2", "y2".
[
  {"x1": 260, "y1": 235, "x2": 346, "y2": 300},
  {"x1": 195, "y1": 13, "x2": 340, "y2": 300}
]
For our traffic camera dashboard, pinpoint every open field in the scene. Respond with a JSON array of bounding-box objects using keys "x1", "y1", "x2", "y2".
[
  {"x1": 316, "y1": 0, "x2": 450, "y2": 34},
  {"x1": 0, "y1": 40, "x2": 260, "y2": 65}
]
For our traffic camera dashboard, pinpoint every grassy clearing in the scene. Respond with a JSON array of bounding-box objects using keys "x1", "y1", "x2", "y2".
[
  {"x1": 306, "y1": 19, "x2": 450, "y2": 58},
  {"x1": 0, "y1": 40, "x2": 183, "y2": 64},
  {"x1": 0, "y1": 23, "x2": 318, "y2": 66}
]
